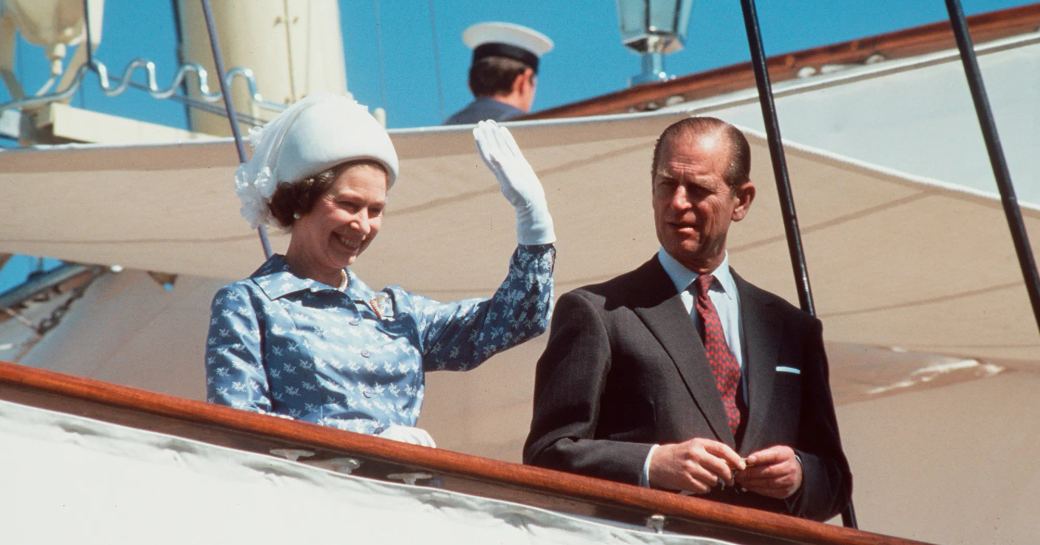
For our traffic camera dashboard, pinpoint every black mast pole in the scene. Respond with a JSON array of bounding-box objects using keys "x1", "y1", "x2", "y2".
[
  {"x1": 737, "y1": 0, "x2": 815, "y2": 315},
  {"x1": 200, "y1": 0, "x2": 273, "y2": 259},
  {"x1": 738, "y1": 0, "x2": 857, "y2": 528},
  {"x1": 944, "y1": 0, "x2": 1040, "y2": 334}
]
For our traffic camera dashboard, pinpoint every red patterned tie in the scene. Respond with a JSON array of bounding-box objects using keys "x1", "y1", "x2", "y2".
[{"x1": 693, "y1": 274, "x2": 741, "y2": 435}]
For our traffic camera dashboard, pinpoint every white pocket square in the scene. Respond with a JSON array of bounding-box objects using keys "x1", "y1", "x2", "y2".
[{"x1": 775, "y1": 365, "x2": 801, "y2": 375}]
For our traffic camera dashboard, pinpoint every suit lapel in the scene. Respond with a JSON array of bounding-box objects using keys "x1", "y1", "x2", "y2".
[
  {"x1": 628, "y1": 257, "x2": 734, "y2": 445},
  {"x1": 734, "y1": 271, "x2": 783, "y2": 451}
]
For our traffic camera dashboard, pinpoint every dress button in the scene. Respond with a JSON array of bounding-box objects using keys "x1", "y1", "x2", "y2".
[
  {"x1": 349, "y1": 318, "x2": 361, "y2": 326},
  {"x1": 361, "y1": 350, "x2": 371, "y2": 358}
]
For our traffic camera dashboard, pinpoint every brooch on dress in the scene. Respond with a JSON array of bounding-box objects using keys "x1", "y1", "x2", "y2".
[{"x1": 368, "y1": 293, "x2": 395, "y2": 320}]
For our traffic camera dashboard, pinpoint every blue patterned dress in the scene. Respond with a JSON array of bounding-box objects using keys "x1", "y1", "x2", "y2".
[{"x1": 205, "y1": 245, "x2": 554, "y2": 434}]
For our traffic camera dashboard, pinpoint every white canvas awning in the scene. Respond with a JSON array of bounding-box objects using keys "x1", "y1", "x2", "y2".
[{"x1": 1, "y1": 110, "x2": 1037, "y2": 362}]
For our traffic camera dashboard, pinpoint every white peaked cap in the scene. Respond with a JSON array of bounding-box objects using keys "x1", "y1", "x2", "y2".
[
  {"x1": 463, "y1": 22, "x2": 553, "y2": 71},
  {"x1": 234, "y1": 93, "x2": 399, "y2": 229}
]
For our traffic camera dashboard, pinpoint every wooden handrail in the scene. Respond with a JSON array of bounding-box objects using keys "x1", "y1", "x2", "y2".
[
  {"x1": 0, "y1": 360, "x2": 924, "y2": 543},
  {"x1": 0, "y1": 360, "x2": 928, "y2": 545},
  {"x1": 524, "y1": 4, "x2": 1040, "y2": 120}
]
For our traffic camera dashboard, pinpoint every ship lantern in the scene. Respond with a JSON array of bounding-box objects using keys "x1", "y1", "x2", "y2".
[{"x1": 615, "y1": 0, "x2": 693, "y2": 85}]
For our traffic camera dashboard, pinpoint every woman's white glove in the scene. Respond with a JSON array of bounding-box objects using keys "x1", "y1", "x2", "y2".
[
  {"x1": 473, "y1": 120, "x2": 556, "y2": 245},
  {"x1": 378, "y1": 425, "x2": 437, "y2": 447}
]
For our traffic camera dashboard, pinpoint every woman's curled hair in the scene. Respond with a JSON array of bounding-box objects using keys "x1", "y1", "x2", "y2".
[{"x1": 267, "y1": 167, "x2": 339, "y2": 228}]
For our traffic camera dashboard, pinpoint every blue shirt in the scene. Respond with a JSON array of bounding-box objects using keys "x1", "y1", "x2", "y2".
[
  {"x1": 205, "y1": 244, "x2": 554, "y2": 435},
  {"x1": 656, "y1": 248, "x2": 744, "y2": 368}
]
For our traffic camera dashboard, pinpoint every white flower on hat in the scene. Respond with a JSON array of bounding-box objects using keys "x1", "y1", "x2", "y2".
[{"x1": 234, "y1": 93, "x2": 399, "y2": 229}]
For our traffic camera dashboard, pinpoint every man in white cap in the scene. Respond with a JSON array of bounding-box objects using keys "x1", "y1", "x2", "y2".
[{"x1": 444, "y1": 22, "x2": 553, "y2": 125}]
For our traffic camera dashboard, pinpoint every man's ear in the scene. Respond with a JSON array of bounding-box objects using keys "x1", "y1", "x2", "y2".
[
  {"x1": 512, "y1": 68, "x2": 534, "y2": 95},
  {"x1": 731, "y1": 180, "x2": 755, "y2": 222}
]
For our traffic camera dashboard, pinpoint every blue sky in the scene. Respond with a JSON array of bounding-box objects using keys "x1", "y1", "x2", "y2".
[
  {"x1": 2, "y1": 0, "x2": 1033, "y2": 131},
  {"x1": 0, "y1": 0, "x2": 1033, "y2": 289}
]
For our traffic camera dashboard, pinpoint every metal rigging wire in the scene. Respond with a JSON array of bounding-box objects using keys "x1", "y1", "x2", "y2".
[
  {"x1": 199, "y1": 0, "x2": 273, "y2": 259},
  {"x1": 0, "y1": 0, "x2": 287, "y2": 123},
  {"x1": 427, "y1": 0, "x2": 445, "y2": 120},
  {"x1": 372, "y1": 0, "x2": 388, "y2": 108},
  {"x1": 0, "y1": 57, "x2": 287, "y2": 122}
]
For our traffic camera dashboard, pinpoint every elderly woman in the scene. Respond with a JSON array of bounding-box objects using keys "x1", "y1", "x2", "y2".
[{"x1": 205, "y1": 94, "x2": 554, "y2": 446}]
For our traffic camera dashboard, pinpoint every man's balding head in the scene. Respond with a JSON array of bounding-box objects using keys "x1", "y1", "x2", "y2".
[
  {"x1": 650, "y1": 116, "x2": 756, "y2": 273},
  {"x1": 651, "y1": 117, "x2": 751, "y2": 188}
]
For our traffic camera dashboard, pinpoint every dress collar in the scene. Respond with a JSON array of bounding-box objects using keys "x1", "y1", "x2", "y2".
[{"x1": 251, "y1": 254, "x2": 375, "y2": 301}]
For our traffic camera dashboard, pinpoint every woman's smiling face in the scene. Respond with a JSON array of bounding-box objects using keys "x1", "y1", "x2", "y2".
[{"x1": 288, "y1": 162, "x2": 388, "y2": 284}]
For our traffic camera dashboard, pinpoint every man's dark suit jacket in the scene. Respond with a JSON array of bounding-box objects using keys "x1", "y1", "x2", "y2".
[{"x1": 524, "y1": 256, "x2": 852, "y2": 521}]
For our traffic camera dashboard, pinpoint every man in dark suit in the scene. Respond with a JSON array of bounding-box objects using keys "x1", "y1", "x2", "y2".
[{"x1": 524, "y1": 117, "x2": 851, "y2": 521}]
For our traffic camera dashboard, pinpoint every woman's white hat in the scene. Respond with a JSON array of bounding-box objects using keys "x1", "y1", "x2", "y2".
[{"x1": 234, "y1": 93, "x2": 399, "y2": 229}]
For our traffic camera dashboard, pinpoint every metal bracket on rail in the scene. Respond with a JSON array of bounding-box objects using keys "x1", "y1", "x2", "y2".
[{"x1": 645, "y1": 513, "x2": 666, "y2": 534}]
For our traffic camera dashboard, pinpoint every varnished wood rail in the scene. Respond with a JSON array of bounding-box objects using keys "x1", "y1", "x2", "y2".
[{"x1": 0, "y1": 360, "x2": 930, "y2": 545}]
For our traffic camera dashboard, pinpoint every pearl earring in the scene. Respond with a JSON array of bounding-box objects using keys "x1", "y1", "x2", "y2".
[{"x1": 293, "y1": 212, "x2": 301, "y2": 220}]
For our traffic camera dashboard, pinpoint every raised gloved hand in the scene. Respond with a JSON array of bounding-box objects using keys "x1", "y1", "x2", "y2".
[
  {"x1": 473, "y1": 120, "x2": 556, "y2": 245},
  {"x1": 378, "y1": 424, "x2": 437, "y2": 447}
]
